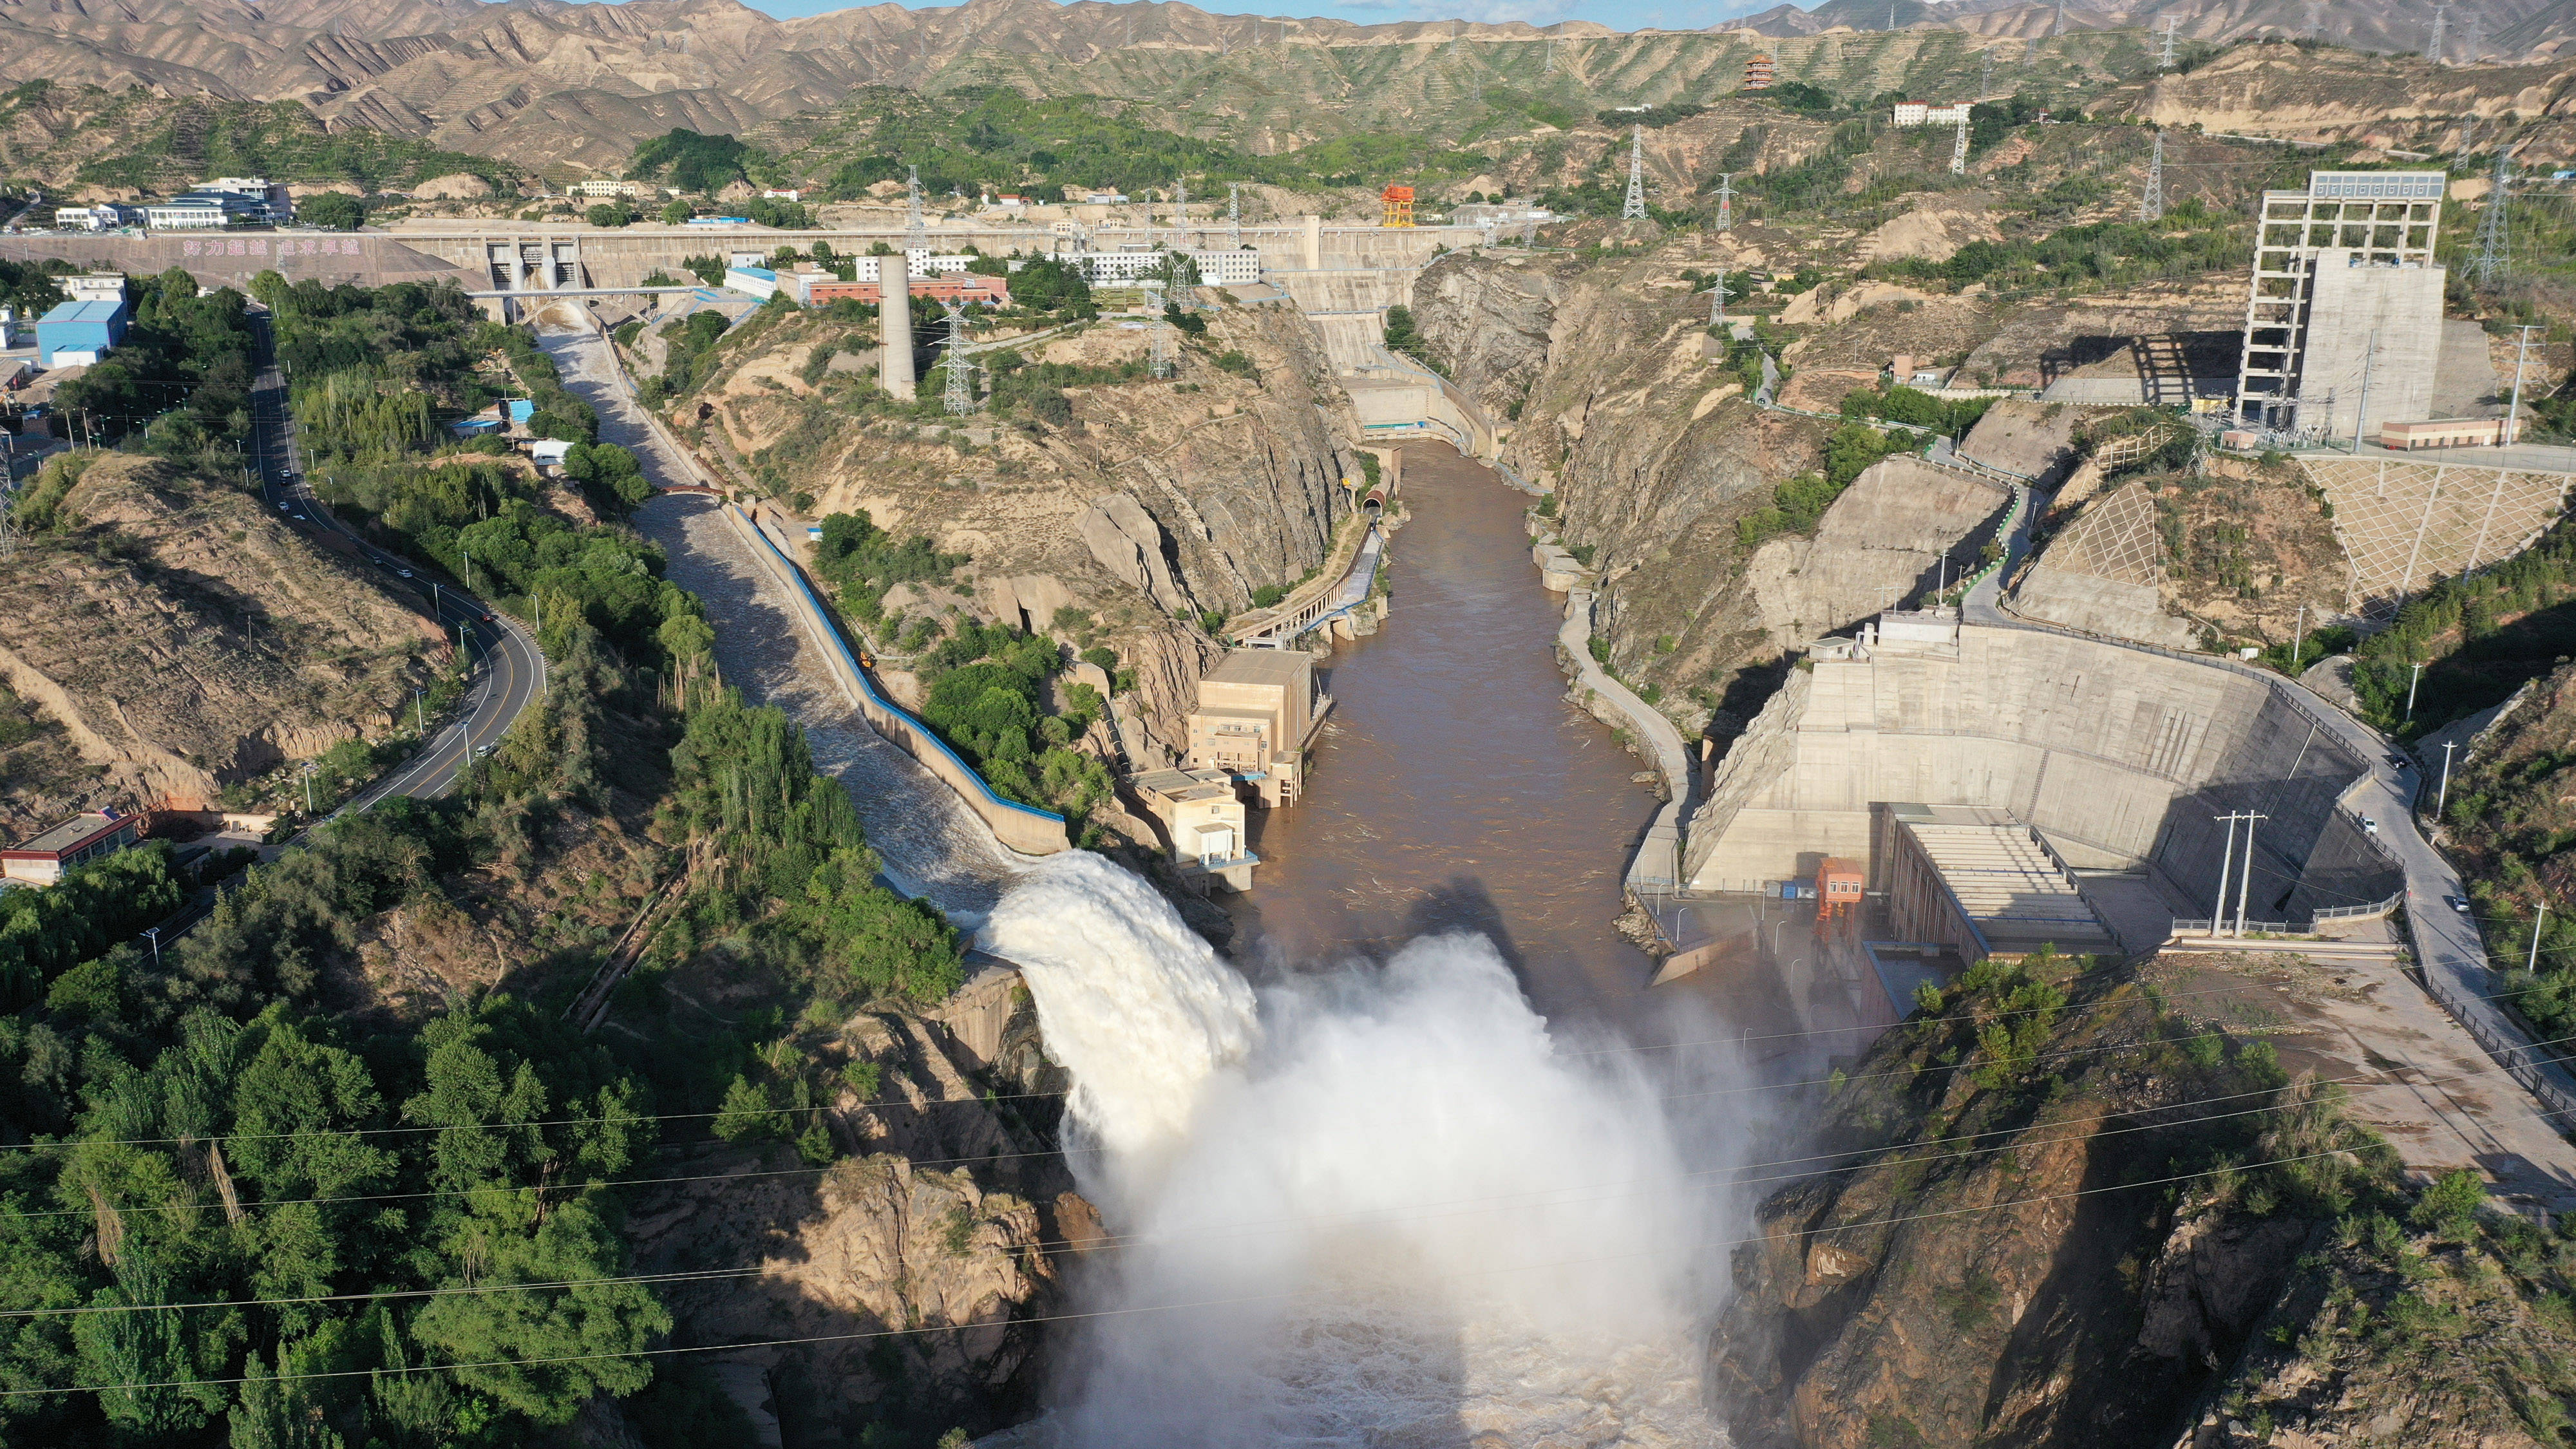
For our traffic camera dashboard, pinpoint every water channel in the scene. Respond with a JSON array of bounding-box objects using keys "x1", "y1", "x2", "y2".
[{"x1": 1220, "y1": 446, "x2": 1666, "y2": 1026}]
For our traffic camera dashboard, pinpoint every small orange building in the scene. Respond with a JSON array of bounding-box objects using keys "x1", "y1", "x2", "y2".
[
  {"x1": 1379, "y1": 185, "x2": 1414, "y2": 228},
  {"x1": 1816, "y1": 856, "x2": 1864, "y2": 923}
]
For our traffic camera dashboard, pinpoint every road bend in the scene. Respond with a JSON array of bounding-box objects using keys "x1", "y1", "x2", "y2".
[{"x1": 145, "y1": 307, "x2": 550, "y2": 946}]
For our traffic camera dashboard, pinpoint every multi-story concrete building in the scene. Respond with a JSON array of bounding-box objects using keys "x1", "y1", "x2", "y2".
[
  {"x1": 2234, "y1": 170, "x2": 2448, "y2": 435},
  {"x1": 1891, "y1": 101, "x2": 1973, "y2": 126},
  {"x1": 1185, "y1": 649, "x2": 1327, "y2": 806}
]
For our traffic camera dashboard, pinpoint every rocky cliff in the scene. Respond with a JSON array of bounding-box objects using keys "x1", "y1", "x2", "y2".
[
  {"x1": 624, "y1": 966, "x2": 1084, "y2": 1447},
  {"x1": 0, "y1": 452, "x2": 439, "y2": 834},
  {"x1": 673, "y1": 296, "x2": 1368, "y2": 762},
  {"x1": 1709, "y1": 950, "x2": 2576, "y2": 1449},
  {"x1": 1411, "y1": 249, "x2": 2006, "y2": 739}
]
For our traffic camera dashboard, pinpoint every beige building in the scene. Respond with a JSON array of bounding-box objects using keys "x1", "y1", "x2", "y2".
[
  {"x1": 1186, "y1": 650, "x2": 1327, "y2": 806},
  {"x1": 1129, "y1": 768, "x2": 1256, "y2": 893}
]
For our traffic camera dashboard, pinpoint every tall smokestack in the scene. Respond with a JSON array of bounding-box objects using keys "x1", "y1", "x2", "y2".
[{"x1": 880, "y1": 255, "x2": 916, "y2": 400}]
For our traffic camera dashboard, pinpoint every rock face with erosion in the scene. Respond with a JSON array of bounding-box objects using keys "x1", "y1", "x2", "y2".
[
  {"x1": 624, "y1": 969, "x2": 1084, "y2": 1445},
  {"x1": 0, "y1": 453, "x2": 434, "y2": 831},
  {"x1": 676, "y1": 299, "x2": 1363, "y2": 757}
]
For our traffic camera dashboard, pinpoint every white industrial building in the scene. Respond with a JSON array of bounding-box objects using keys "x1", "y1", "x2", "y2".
[
  {"x1": 2235, "y1": 170, "x2": 2448, "y2": 439},
  {"x1": 1891, "y1": 101, "x2": 1973, "y2": 126},
  {"x1": 1045, "y1": 248, "x2": 1261, "y2": 286}
]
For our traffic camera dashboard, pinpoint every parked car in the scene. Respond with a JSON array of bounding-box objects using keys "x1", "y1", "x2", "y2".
[
  {"x1": 2361, "y1": 816, "x2": 2379, "y2": 835},
  {"x1": 2448, "y1": 895, "x2": 2472, "y2": 915}
]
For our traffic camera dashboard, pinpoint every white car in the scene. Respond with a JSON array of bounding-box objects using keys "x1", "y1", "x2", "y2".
[
  {"x1": 2448, "y1": 895, "x2": 2472, "y2": 916},
  {"x1": 2361, "y1": 816, "x2": 2378, "y2": 835},
  {"x1": 396, "y1": 569, "x2": 414, "y2": 579}
]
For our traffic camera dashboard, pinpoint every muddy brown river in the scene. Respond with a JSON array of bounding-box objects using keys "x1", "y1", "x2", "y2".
[{"x1": 1219, "y1": 446, "x2": 1671, "y2": 1027}]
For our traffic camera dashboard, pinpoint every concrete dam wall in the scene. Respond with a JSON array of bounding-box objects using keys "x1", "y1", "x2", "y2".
[{"x1": 1683, "y1": 618, "x2": 2391, "y2": 922}]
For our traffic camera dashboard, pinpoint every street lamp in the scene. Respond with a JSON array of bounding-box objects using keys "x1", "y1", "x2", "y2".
[
  {"x1": 300, "y1": 761, "x2": 319, "y2": 815},
  {"x1": 140, "y1": 925, "x2": 160, "y2": 967}
]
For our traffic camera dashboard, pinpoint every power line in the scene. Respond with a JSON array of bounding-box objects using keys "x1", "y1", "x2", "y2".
[
  {"x1": 16, "y1": 963, "x2": 2576, "y2": 1161},
  {"x1": 0, "y1": 1129, "x2": 2498, "y2": 1403}
]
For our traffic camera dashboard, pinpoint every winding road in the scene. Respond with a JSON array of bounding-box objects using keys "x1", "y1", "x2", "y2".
[{"x1": 245, "y1": 305, "x2": 547, "y2": 817}]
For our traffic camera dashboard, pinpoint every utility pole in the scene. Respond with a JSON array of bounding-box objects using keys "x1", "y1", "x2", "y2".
[
  {"x1": 2506, "y1": 323, "x2": 2541, "y2": 447},
  {"x1": 2407, "y1": 661, "x2": 2425, "y2": 721},
  {"x1": 2293, "y1": 601, "x2": 2306, "y2": 672},
  {"x1": 301, "y1": 762, "x2": 317, "y2": 815},
  {"x1": 939, "y1": 302, "x2": 974, "y2": 416},
  {"x1": 2159, "y1": 15, "x2": 2179, "y2": 68},
  {"x1": 2471, "y1": 149, "x2": 2512, "y2": 285},
  {"x1": 142, "y1": 926, "x2": 160, "y2": 967},
  {"x1": 2439, "y1": 740, "x2": 2458, "y2": 813},
  {"x1": 2534, "y1": 903, "x2": 2550, "y2": 974},
  {"x1": 1622, "y1": 126, "x2": 1647, "y2": 220},
  {"x1": 2212, "y1": 812, "x2": 2242, "y2": 934},
  {"x1": 2427, "y1": 1, "x2": 2448, "y2": 62},
  {"x1": 2139, "y1": 129, "x2": 2164, "y2": 221},
  {"x1": 415, "y1": 687, "x2": 426, "y2": 736},
  {"x1": 1714, "y1": 172, "x2": 1734, "y2": 231},
  {"x1": 2235, "y1": 813, "x2": 2267, "y2": 936},
  {"x1": 1142, "y1": 279, "x2": 1173, "y2": 379},
  {"x1": 2351, "y1": 328, "x2": 2376, "y2": 453}
]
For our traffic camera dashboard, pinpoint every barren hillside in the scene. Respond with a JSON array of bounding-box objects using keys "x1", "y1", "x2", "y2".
[{"x1": 0, "y1": 451, "x2": 439, "y2": 834}]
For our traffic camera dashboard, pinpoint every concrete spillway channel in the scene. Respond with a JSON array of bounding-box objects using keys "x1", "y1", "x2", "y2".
[{"x1": 536, "y1": 326, "x2": 1030, "y2": 924}]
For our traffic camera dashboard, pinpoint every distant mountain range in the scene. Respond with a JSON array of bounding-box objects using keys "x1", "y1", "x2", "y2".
[{"x1": 2, "y1": 0, "x2": 2563, "y2": 182}]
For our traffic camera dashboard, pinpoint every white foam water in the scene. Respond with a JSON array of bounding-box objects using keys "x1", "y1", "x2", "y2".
[{"x1": 980, "y1": 852, "x2": 1732, "y2": 1447}]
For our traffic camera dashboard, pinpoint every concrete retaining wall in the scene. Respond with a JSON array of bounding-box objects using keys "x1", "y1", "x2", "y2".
[
  {"x1": 1683, "y1": 621, "x2": 2369, "y2": 917},
  {"x1": 721, "y1": 506, "x2": 1070, "y2": 857}
]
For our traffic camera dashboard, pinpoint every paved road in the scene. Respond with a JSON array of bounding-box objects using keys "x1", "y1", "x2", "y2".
[
  {"x1": 243, "y1": 305, "x2": 545, "y2": 819},
  {"x1": 1968, "y1": 475, "x2": 2576, "y2": 1117}
]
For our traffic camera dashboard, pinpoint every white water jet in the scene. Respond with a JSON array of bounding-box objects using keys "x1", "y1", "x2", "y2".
[{"x1": 980, "y1": 853, "x2": 1734, "y2": 1446}]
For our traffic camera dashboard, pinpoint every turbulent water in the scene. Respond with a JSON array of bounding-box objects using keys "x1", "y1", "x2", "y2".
[{"x1": 984, "y1": 853, "x2": 1734, "y2": 1446}]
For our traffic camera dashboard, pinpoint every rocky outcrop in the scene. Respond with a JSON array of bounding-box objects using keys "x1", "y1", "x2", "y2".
[
  {"x1": 1075, "y1": 494, "x2": 1191, "y2": 618},
  {"x1": 625, "y1": 971, "x2": 1083, "y2": 1447},
  {"x1": 682, "y1": 298, "x2": 1356, "y2": 753},
  {"x1": 1740, "y1": 458, "x2": 2011, "y2": 650},
  {"x1": 0, "y1": 453, "x2": 436, "y2": 833},
  {"x1": 1709, "y1": 962, "x2": 2373, "y2": 1449}
]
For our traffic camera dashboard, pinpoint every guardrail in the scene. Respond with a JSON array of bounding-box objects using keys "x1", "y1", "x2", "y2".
[
  {"x1": 2420, "y1": 970, "x2": 2576, "y2": 1126},
  {"x1": 2313, "y1": 889, "x2": 2406, "y2": 922}
]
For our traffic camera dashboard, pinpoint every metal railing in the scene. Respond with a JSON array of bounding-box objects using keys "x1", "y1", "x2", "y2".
[
  {"x1": 2313, "y1": 889, "x2": 2405, "y2": 922},
  {"x1": 2420, "y1": 971, "x2": 2576, "y2": 1125}
]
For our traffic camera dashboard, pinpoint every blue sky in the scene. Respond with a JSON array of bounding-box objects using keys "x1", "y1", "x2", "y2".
[{"x1": 737, "y1": 0, "x2": 1781, "y2": 29}]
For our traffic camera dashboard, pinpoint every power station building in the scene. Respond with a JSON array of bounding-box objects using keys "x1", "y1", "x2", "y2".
[
  {"x1": 2233, "y1": 170, "x2": 2448, "y2": 439},
  {"x1": 1185, "y1": 649, "x2": 1328, "y2": 808}
]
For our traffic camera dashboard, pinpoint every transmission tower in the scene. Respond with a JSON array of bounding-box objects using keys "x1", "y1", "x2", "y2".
[
  {"x1": 1714, "y1": 172, "x2": 1734, "y2": 230},
  {"x1": 2464, "y1": 14, "x2": 2484, "y2": 61},
  {"x1": 2427, "y1": 2, "x2": 2448, "y2": 62},
  {"x1": 2139, "y1": 130, "x2": 2164, "y2": 221},
  {"x1": 1622, "y1": 126, "x2": 1647, "y2": 220},
  {"x1": 1980, "y1": 50, "x2": 1993, "y2": 97},
  {"x1": 938, "y1": 303, "x2": 974, "y2": 415},
  {"x1": 2159, "y1": 16, "x2": 2179, "y2": 68},
  {"x1": 1545, "y1": 35, "x2": 1557, "y2": 73},
  {"x1": 1142, "y1": 281, "x2": 1174, "y2": 379},
  {"x1": 1173, "y1": 177, "x2": 1187, "y2": 243},
  {"x1": 2050, "y1": 0, "x2": 2064, "y2": 39},
  {"x1": 1449, "y1": 23, "x2": 1459, "y2": 60},
  {"x1": 904, "y1": 165, "x2": 925, "y2": 250},
  {"x1": 2470, "y1": 149, "x2": 2513, "y2": 283},
  {"x1": 1708, "y1": 269, "x2": 1729, "y2": 326},
  {"x1": 1950, "y1": 117, "x2": 1968, "y2": 175},
  {"x1": 1227, "y1": 183, "x2": 1242, "y2": 250}
]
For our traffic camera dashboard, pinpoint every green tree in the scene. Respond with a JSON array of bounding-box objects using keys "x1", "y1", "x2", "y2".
[
  {"x1": 659, "y1": 198, "x2": 692, "y2": 225},
  {"x1": 408, "y1": 1198, "x2": 670, "y2": 1425},
  {"x1": 298, "y1": 193, "x2": 365, "y2": 231}
]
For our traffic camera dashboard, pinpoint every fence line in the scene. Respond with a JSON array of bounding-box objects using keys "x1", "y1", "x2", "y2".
[{"x1": 2421, "y1": 971, "x2": 2576, "y2": 1124}]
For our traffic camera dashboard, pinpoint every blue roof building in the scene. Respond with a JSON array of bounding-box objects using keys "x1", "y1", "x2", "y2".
[{"x1": 35, "y1": 298, "x2": 127, "y2": 367}]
